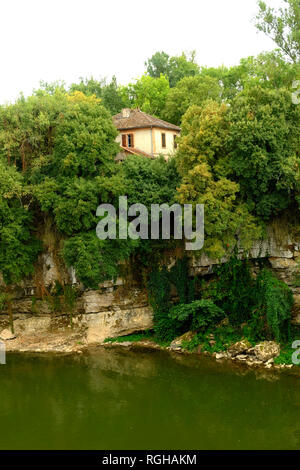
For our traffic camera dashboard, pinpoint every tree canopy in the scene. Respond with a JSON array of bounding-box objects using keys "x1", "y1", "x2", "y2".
[
  {"x1": 256, "y1": 0, "x2": 300, "y2": 63},
  {"x1": 0, "y1": 29, "x2": 299, "y2": 290},
  {"x1": 145, "y1": 51, "x2": 200, "y2": 87}
]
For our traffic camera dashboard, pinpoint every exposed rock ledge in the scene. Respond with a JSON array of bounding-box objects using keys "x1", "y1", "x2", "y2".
[
  {"x1": 0, "y1": 226, "x2": 299, "y2": 353},
  {"x1": 0, "y1": 285, "x2": 154, "y2": 349}
]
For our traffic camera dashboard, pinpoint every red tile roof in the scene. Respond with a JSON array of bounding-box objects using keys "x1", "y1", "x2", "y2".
[{"x1": 113, "y1": 108, "x2": 180, "y2": 131}]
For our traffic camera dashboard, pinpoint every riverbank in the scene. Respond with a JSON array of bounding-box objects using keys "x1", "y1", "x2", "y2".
[
  {"x1": 1, "y1": 326, "x2": 299, "y2": 374},
  {"x1": 103, "y1": 337, "x2": 298, "y2": 373},
  {"x1": 1, "y1": 328, "x2": 86, "y2": 354}
]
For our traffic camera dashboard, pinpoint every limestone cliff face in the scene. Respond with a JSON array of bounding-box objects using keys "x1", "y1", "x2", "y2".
[
  {"x1": 0, "y1": 226, "x2": 299, "y2": 345},
  {"x1": 0, "y1": 268, "x2": 153, "y2": 344},
  {"x1": 190, "y1": 225, "x2": 300, "y2": 325}
]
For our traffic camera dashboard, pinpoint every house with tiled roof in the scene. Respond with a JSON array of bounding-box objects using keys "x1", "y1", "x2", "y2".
[{"x1": 113, "y1": 108, "x2": 180, "y2": 160}]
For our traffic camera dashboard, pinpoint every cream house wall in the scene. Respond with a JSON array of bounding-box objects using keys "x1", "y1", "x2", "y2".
[
  {"x1": 153, "y1": 128, "x2": 179, "y2": 157},
  {"x1": 116, "y1": 128, "x2": 152, "y2": 154},
  {"x1": 117, "y1": 127, "x2": 180, "y2": 158}
]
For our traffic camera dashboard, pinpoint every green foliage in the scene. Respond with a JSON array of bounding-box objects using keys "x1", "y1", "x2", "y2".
[
  {"x1": 0, "y1": 160, "x2": 41, "y2": 285},
  {"x1": 252, "y1": 268, "x2": 294, "y2": 342},
  {"x1": 45, "y1": 281, "x2": 78, "y2": 328},
  {"x1": 104, "y1": 330, "x2": 153, "y2": 343},
  {"x1": 0, "y1": 45, "x2": 298, "y2": 346},
  {"x1": 114, "y1": 155, "x2": 180, "y2": 208},
  {"x1": 145, "y1": 51, "x2": 170, "y2": 79},
  {"x1": 63, "y1": 284, "x2": 77, "y2": 311},
  {"x1": 163, "y1": 75, "x2": 221, "y2": 125},
  {"x1": 274, "y1": 347, "x2": 296, "y2": 365},
  {"x1": 69, "y1": 76, "x2": 125, "y2": 114},
  {"x1": 0, "y1": 293, "x2": 8, "y2": 311},
  {"x1": 148, "y1": 253, "x2": 294, "y2": 347},
  {"x1": 169, "y1": 299, "x2": 224, "y2": 331},
  {"x1": 256, "y1": 0, "x2": 300, "y2": 63},
  {"x1": 148, "y1": 258, "x2": 222, "y2": 340},
  {"x1": 121, "y1": 74, "x2": 170, "y2": 117},
  {"x1": 69, "y1": 77, "x2": 103, "y2": 98},
  {"x1": 63, "y1": 231, "x2": 138, "y2": 289},
  {"x1": 45, "y1": 92, "x2": 118, "y2": 179},
  {"x1": 34, "y1": 177, "x2": 101, "y2": 235},
  {"x1": 96, "y1": 154, "x2": 181, "y2": 277},
  {"x1": 273, "y1": 326, "x2": 300, "y2": 365},
  {"x1": 0, "y1": 89, "x2": 64, "y2": 172},
  {"x1": 182, "y1": 324, "x2": 243, "y2": 353},
  {"x1": 169, "y1": 257, "x2": 195, "y2": 304},
  {"x1": 63, "y1": 284, "x2": 77, "y2": 327},
  {"x1": 208, "y1": 254, "x2": 256, "y2": 326},
  {"x1": 0, "y1": 88, "x2": 129, "y2": 288},
  {"x1": 145, "y1": 51, "x2": 200, "y2": 87},
  {"x1": 31, "y1": 296, "x2": 37, "y2": 314},
  {"x1": 148, "y1": 266, "x2": 176, "y2": 341},
  {"x1": 228, "y1": 86, "x2": 300, "y2": 218},
  {"x1": 148, "y1": 257, "x2": 201, "y2": 341},
  {"x1": 201, "y1": 51, "x2": 300, "y2": 100},
  {"x1": 206, "y1": 256, "x2": 294, "y2": 343},
  {"x1": 175, "y1": 102, "x2": 261, "y2": 258}
]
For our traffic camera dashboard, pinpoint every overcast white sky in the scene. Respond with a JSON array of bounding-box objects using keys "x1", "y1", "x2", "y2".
[{"x1": 0, "y1": 0, "x2": 284, "y2": 104}]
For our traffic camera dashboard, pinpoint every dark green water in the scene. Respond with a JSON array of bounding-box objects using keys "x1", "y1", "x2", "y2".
[{"x1": 0, "y1": 348, "x2": 299, "y2": 450}]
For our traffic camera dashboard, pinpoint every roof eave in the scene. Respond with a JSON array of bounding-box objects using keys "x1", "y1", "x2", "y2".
[{"x1": 116, "y1": 124, "x2": 181, "y2": 132}]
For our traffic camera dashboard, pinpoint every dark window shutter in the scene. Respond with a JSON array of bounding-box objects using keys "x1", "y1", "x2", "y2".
[
  {"x1": 173, "y1": 134, "x2": 177, "y2": 149},
  {"x1": 122, "y1": 135, "x2": 127, "y2": 147},
  {"x1": 131, "y1": 134, "x2": 134, "y2": 148}
]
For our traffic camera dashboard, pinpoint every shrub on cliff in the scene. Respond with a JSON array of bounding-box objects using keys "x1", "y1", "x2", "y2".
[
  {"x1": 250, "y1": 268, "x2": 294, "y2": 343},
  {"x1": 169, "y1": 299, "x2": 224, "y2": 331}
]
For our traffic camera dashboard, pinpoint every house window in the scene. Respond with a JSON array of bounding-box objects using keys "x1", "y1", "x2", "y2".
[
  {"x1": 127, "y1": 133, "x2": 134, "y2": 148},
  {"x1": 161, "y1": 133, "x2": 166, "y2": 148},
  {"x1": 122, "y1": 133, "x2": 134, "y2": 148},
  {"x1": 173, "y1": 134, "x2": 177, "y2": 149}
]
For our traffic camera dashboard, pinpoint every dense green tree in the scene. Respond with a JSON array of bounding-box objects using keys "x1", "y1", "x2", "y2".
[
  {"x1": 70, "y1": 76, "x2": 124, "y2": 114},
  {"x1": 98, "y1": 154, "x2": 180, "y2": 211},
  {"x1": 145, "y1": 51, "x2": 200, "y2": 87},
  {"x1": 97, "y1": 154, "x2": 182, "y2": 273},
  {"x1": 70, "y1": 77, "x2": 104, "y2": 98},
  {"x1": 120, "y1": 74, "x2": 170, "y2": 117},
  {"x1": 0, "y1": 89, "x2": 65, "y2": 172},
  {"x1": 228, "y1": 86, "x2": 300, "y2": 218},
  {"x1": 30, "y1": 92, "x2": 120, "y2": 237},
  {"x1": 101, "y1": 76, "x2": 125, "y2": 114},
  {"x1": 0, "y1": 89, "x2": 128, "y2": 288},
  {"x1": 163, "y1": 75, "x2": 221, "y2": 125},
  {"x1": 175, "y1": 101, "x2": 229, "y2": 177},
  {"x1": 175, "y1": 103, "x2": 261, "y2": 258},
  {"x1": 0, "y1": 160, "x2": 40, "y2": 331},
  {"x1": 200, "y1": 51, "x2": 300, "y2": 101},
  {"x1": 119, "y1": 155, "x2": 180, "y2": 207},
  {"x1": 256, "y1": 0, "x2": 300, "y2": 62},
  {"x1": 237, "y1": 51, "x2": 300, "y2": 88},
  {"x1": 144, "y1": 51, "x2": 170, "y2": 78},
  {"x1": 167, "y1": 52, "x2": 200, "y2": 87}
]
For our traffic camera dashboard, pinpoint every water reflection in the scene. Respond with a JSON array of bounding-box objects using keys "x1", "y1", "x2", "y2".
[{"x1": 0, "y1": 348, "x2": 299, "y2": 450}]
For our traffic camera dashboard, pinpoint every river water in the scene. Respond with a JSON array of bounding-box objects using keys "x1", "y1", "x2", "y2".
[{"x1": 0, "y1": 347, "x2": 299, "y2": 450}]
